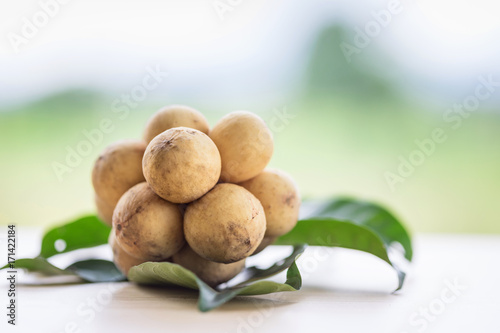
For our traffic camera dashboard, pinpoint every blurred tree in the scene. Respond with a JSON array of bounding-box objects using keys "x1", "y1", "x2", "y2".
[{"x1": 304, "y1": 25, "x2": 396, "y2": 101}]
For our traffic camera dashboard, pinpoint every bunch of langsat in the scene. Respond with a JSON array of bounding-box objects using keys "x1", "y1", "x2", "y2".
[{"x1": 92, "y1": 105, "x2": 299, "y2": 287}]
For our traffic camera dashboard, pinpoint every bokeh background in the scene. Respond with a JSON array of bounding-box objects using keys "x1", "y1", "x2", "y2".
[{"x1": 1, "y1": 0, "x2": 499, "y2": 233}]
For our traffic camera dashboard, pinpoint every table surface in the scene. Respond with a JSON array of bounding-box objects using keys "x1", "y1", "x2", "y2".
[{"x1": 1, "y1": 229, "x2": 499, "y2": 333}]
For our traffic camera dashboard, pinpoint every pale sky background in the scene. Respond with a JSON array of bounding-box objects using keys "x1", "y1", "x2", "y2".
[{"x1": 0, "y1": 0, "x2": 499, "y2": 107}]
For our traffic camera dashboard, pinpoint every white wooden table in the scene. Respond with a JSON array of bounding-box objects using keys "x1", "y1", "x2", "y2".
[{"x1": 1, "y1": 229, "x2": 499, "y2": 333}]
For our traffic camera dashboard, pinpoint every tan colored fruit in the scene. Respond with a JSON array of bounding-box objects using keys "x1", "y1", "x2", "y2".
[
  {"x1": 143, "y1": 105, "x2": 210, "y2": 143},
  {"x1": 209, "y1": 111, "x2": 273, "y2": 183},
  {"x1": 109, "y1": 231, "x2": 147, "y2": 276},
  {"x1": 143, "y1": 127, "x2": 221, "y2": 203},
  {"x1": 94, "y1": 195, "x2": 114, "y2": 226},
  {"x1": 113, "y1": 182, "x2": 185, "y2": 261},
  {"x1": 240, "y1": 169, "x2": 300, "y2": 237},
  {"x1": 172, "y1": 245, "x2": 245, "y2": 287},
  {"x1": 184, "y1": 183, "x2": 266, "y2": 263},
  {"x1": 92, "y1": 140, "x2": 146, "y2": 215},
  {"x1": 251, "y1": 236, "x2": 277, "y2": 256}
]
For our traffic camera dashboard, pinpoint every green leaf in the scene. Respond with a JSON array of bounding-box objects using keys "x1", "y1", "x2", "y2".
[
  {"x1": 127, "y1": 261, "x2": 199, "y2": 289},
  {"x1": 275, "y1": 218, "x2": 407, "y2": 291},
  {"x1": 2, "y1": 257, "x2": 74, "y2": 276},
  {"x1": 39, "y1": 215, "x2": 111, "y2": 258},
  {"x1": 276, "y1": 219, "x2": 390, "y2": 261},
  {"x1": 227, "y1": 244, "x2": 306, "y2": 287},
  {"x1": 66, "y1": 259, "x2": 126, "y2": 282},
  {"x1": 1, "y1": 215, "x2": 121, "y2": 283},
  {"x1": 1, "y1": 257, "x2": 125, "y2": 283},
  {"x1": 128, "y1": 245, "x2": 306, "y2": 311},
  {"x1": 197, "y1": 278, "x2": 298, "y2": 312},
  {"x1": 303, "y1": 198, "x2": 413, "y2": 261}
]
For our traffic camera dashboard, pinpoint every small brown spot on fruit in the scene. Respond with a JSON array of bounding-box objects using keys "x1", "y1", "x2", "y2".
[{"x1": 284, "y1": 193, "x2": 295, "y2": 206}]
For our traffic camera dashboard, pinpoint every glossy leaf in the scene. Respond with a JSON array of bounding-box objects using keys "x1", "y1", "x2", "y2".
[
  {"x1": 275, "y1": 218, "x2": 407, "y2": 291},
  {"x1": 226, "y1": 244, "x2": 306, "y2": 287},
  {"x1": 1, "y1": 257, "x2": 74, "y2": 276},
  {"x1": 128, "y1": 245, "x2": 306, "y2": 311},
  {"x1": 66, "y1": 259, "x2": 126, "y2": 282},
  {"x1": 1, "y1": 257, "x2": 124, "y2": 283},
  {"x1": 302, "y1": 198, "x2": 412, "y2": 260},
  {"x1": 39, "y1": 215, "x2": 111, "y2": 258}
]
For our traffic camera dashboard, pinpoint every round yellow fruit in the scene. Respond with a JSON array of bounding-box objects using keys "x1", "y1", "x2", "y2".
[
  {"x1": 184, "y1": 183, "x2": 266, "y2": 263},
  {"x1": 94, "y1": 194, "x2": 114, "y2": 226},
  {"x1": 143, "y1": 127, "x2": 221, "y2": 203},
  {"x1": 113, "y1": 182, "x2": 184, "y2": 261},
  {"x1": 143, "y1": 105, "x2": 210, "y2": 143},
  {"x1": 109, "y1": 231, "x2": 147, "y2": 276},
  {"x1": 92, "y1": 140, "x2": 146, "y2": 217},
  {"x1": 209, "y1": 111, "x2": 273, "y2": 183},
  {"x1": 240, "y1": 169, "x2": 300, "y2": 237},
  {"x1": 172, "y1": 245, "x2": 245, "y2": 287}
]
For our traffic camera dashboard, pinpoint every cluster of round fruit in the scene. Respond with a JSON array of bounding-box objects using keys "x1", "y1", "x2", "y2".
[{"x1": 92, "y1": 105, "x2": 300, "y2": 287}]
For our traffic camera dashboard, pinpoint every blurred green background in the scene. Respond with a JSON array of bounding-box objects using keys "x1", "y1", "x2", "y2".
[{"x1": 1, "y1": 2, "x2": 499, "y2": 234}]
